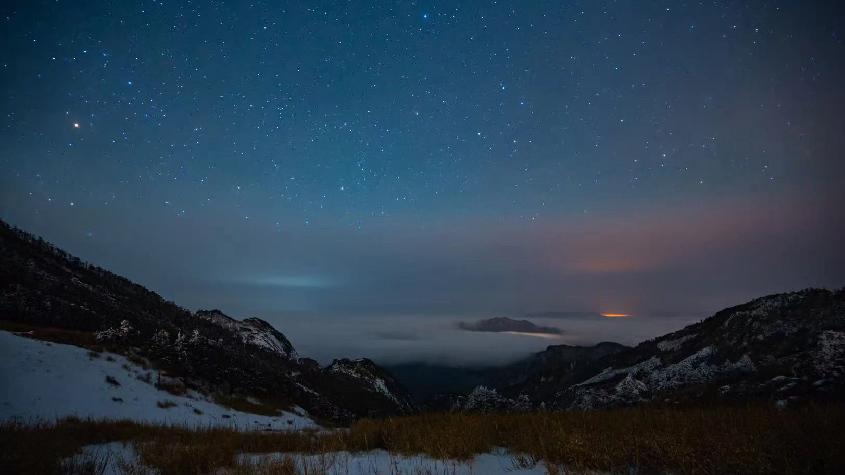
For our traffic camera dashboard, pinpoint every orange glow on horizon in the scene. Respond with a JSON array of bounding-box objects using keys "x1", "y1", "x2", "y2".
[{"x1": 600, "y1": 312, "x2": 631, "y2": 318}]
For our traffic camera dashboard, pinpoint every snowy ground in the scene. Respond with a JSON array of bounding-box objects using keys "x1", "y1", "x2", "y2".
[
  {"x1": 71, "y1": 442, "x2": 551, "y2": 475},
  {"x1": 242, "y1": 449, "x2": 550, "y2": 475},
  {"x1": 0, "y1": 330, "x2": 316, "y2": 430},
  {"x1": 64, "y1": 442, "x2": 138, "y2": 475}
]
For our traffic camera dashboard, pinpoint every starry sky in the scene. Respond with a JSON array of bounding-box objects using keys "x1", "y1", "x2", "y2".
[{"x1": 2, "y1": 1, "x2": 844, "y2": 364}]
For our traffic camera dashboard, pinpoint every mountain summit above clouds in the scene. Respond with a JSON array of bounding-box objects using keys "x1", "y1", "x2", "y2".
[{"x1": 458, "y1": 317, "x2": 562, "y2": 334}]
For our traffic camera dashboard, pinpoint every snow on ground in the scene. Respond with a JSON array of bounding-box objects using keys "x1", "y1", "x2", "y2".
[
  {"x1": 0, "y1": 330, "x2": 316, "y2": 430},
  {"x1": 71, "y1": 442, "x2": 551, "y2": 475},
  {"x1": 64, "y1": 442, "x2": 138, "y2": 475},
  {"x1": 246, "y1": 449, "x2": 551, "y2": 475}
]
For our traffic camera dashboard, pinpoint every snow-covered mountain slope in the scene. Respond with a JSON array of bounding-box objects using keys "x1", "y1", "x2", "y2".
[
  {"x1": 0, "y1": 330, "x2": 315, "y2": 430},
  {"x1": 0, "y1": 220, "x2": 415, "y2": 424}
]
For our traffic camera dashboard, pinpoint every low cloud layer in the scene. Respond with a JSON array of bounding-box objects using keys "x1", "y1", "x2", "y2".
[{"x1": 274, "y1": 312, "x2": 699, "y2": 366}]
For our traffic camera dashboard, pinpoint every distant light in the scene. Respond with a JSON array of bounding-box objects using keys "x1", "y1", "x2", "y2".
[
  {"x1": 600, "y1": 313, "x2": 631, "y2": 318},
  {"x1": 73, "y1": 122, "x2": 80, "y2": 128}
]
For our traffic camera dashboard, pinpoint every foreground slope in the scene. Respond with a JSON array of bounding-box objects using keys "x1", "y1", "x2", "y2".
[
  {"x1": 0, "y1": 330, "x2": 315, "y2": 429},
  {"x1": 0, "y1": 220, "x2": 413, "y2": 424},
  {"x1": 5, "y1": 406, "x2": 844, "y2": 474}
]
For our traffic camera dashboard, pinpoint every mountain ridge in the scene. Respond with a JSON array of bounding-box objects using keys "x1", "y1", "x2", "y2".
[
  {"x1": 440, "y1": 288, "x2": 845, "y2": 411},
  {"x1": 554, "y1": 288, "x2": 845, "y2": 409}
]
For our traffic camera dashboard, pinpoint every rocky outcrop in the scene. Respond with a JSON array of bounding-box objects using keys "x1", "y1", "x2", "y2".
[{"x1": 196, "y1": 310, "x2": 297, "y2": 359}]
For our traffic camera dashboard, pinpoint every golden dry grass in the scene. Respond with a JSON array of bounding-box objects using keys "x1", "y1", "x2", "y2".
[
  {"x1": 1, "y1": 404, "x2": 843, "y2": 474},
  {"x1": 212, "y1": 393, "x2": 293, "y2": 417}
]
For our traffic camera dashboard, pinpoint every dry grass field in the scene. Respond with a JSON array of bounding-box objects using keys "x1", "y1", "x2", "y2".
[{"x1": 2, "y1": 404, "x2": 843, "y2": 474}]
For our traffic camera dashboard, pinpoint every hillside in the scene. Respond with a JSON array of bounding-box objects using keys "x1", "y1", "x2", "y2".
[
  {"x1": 492, "y1": 341, "x2": 629, "y2": 401},
  {"x1": 0, "y1": 330, "x2": 316, "y2": 429},
  {"x1": 451, "y1": 289, "x2": 845, "y2": 411},
  {"x1": 0, "y1": 220, "x2": 414, "y2": 424},
  {"x1": 555, "y1": 288, "x2": 845, "y2": 409}
]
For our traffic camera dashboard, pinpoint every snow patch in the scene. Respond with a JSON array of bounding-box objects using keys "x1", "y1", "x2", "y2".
[
  {"x1": 615, "y1": 375, "x2": 648, "y2": 396},
  {"x1": 242, "y1": 448, "x2": 552, "y2": 475},
  {"x1": 575, "y1": 356, "x2": 662, "y2": 387},
  {"x1": 0, "y1": 331, "x2": 315, "y2": 430},
  {"x1": 70, "y1": 443, "x2": 555, "y2": 475},
  {"x1": 646, "y1": 347, "x2": 756, "y2": 391},
  {"x1": 815, "y1": 330, "x2": 845, "y2": 376}
]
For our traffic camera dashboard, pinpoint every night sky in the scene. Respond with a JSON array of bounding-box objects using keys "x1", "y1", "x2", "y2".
[{"x1": 2, "y1": 1, "x2": 844, "y2": 364}]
